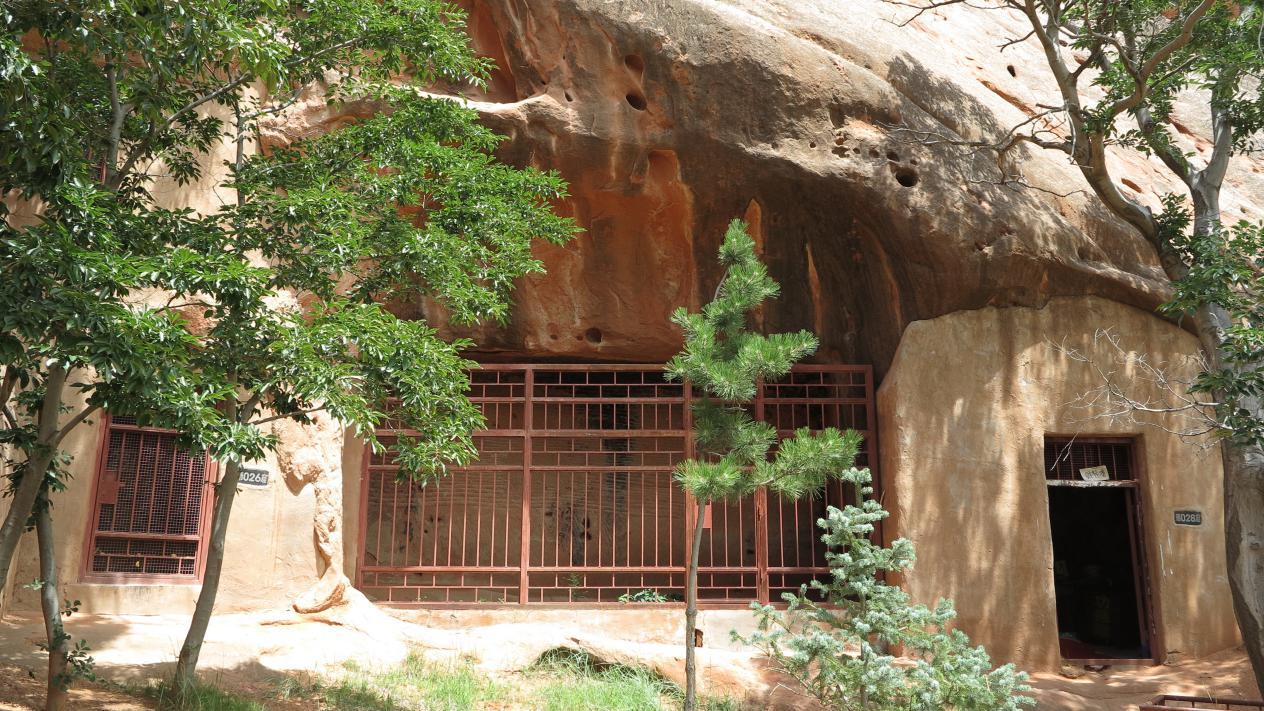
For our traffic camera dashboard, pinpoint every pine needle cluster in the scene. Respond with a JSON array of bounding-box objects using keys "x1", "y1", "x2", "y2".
[
  {"x1": 666, "y1": 219, "x2": 861, "y2": 502},
  {"x1": 740, "y1": 469, "x2": 1035, "y2": 710}
]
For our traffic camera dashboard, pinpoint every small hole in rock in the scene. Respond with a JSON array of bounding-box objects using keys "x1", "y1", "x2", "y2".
[
  {"x1": 625, "y1": 92, "x2": 647, "y2": 111},
  {"x1": 895, "y1": 169, "x2": 919, "y2": 188},
  {"x1": 809, "y1": 141, "x2": 817, "y2": 148},
  {"x1": 584, "y1": 327, "x2": 603, "y2": 344},
  {"x1": 886, "y1": 150, "x2": 900, "y2": 161},
  {"x1": 1007, "y1": 64, "x2": 1017, "y2": 77},
  {"x1": 624, "y1": 54, "x2": 644, "y2": 73},
  {"x1": 565, "y1": 92, "x2": 574, "y2": 102}
]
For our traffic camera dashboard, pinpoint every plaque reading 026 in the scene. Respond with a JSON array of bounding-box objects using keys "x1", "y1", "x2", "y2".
[{"x1": 239, "y1": 468, "x2": 270, "y2": 488}]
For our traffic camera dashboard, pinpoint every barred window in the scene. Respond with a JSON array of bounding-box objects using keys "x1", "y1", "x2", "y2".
[{"x1": 85, "y1": 418, "x2": 211, "y2": 581}]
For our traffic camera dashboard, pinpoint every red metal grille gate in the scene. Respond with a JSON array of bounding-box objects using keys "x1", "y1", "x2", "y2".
[
  {"x1": 356, "y1": 364, "x2": 875, "y2": 606},
  {"x1": 82, "y1": 416, "x2": 214, "y2": 582}
]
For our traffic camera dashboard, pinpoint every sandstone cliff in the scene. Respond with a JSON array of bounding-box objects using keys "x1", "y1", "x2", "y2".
[{"x1": 340, "y1": 0, "x2": 1261, "y2": 373}]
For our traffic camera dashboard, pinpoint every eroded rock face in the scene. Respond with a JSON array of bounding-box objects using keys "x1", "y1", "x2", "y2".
[
  {"x1": 273, "y1": 412, "x2": 350, "y2": 613},
  {"x1": 374, "y1": 0, "x2": 1261, "y2": 373}
]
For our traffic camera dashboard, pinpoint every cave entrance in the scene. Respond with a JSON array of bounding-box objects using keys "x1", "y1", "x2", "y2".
[
  {"x1": 355, "y1": 363, "x2": 877, "y2": 606},
  {"x1": 1045, "y1": 437, "x2": 1154, "y2": 663}
]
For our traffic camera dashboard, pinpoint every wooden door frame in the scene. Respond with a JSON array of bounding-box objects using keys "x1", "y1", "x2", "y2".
[{"x1": 1044, "y1": 435, "x2": 1159, "y2": 666}]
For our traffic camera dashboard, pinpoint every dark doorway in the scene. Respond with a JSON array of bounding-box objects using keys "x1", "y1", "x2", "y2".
[{"x1": 1045, "y1": 438, "x2": 1152, "y2": 662}]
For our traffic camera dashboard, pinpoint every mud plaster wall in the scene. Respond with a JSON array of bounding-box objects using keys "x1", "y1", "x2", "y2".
[
  {"x1": 6, "y1": 409, "x2": 324, "y2": 615},
  {"x1": 878, "y1": 295, "x2": 1238, "y2": 672}
]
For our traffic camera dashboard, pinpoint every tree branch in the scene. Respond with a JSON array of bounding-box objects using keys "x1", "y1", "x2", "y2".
[
  {"x1": 1052, "y1": 328, "x2": 1228, "y2": 442},
  {"x1": 0, "y1": 367, "x2": 19, "y2": 430},
  {"x1": 1103, "y1": 0, "x2": 1216, "y2": 118},
  {"x1": 51, "y1": 404, "x2": 99, "y2": 447},
  {"x1": 250, "y1": 406, "x2": 328, "y2": 427},
  {"x1": 239, "y1": 391, "x2": 265, "y2": 425},
  {"x1": 0, "y1": 366, "x2": 17, "y2": 410},
  {"x1": 105, "y1": 61, "x2": 129, "y2": 188},
  {"x1": 1010, "y1": 2, "x2": 1160, "y2": 241},
  {"x1": 1200, "y1": 73, "x2": 1238, "y2": 190},
  {"x1": 1137, "y1": 107, "x2": 1195, "y2": 186},
  {"x1": 116, "y1": 36, "x2": 366, "y2": 185}
]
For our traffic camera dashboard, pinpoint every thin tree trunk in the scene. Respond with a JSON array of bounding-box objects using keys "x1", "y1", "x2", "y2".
[
  {"x1": 684, "y1": 499, "x2": 707, "y2": 711},
  {"x1": 0, "y1": 366, "x2": 67, "y2": 595},
  {"x1": 173, "y1": 94, "x2": 251, "y2": 693},
  {"x1": 173, "y1": 459, "x2": 240, "y2": 688},
  {"x1": 35, "y1": 489, "x2": 69, "y2": 711}
]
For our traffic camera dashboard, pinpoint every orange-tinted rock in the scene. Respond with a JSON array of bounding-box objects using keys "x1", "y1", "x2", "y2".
[{"x1": 405, "y1": 0, "x2": 1264, "y2": 374}]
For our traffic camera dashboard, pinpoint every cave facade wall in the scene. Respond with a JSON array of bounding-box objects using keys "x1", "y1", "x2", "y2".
[{"x1": 880, "y1": 296, "x2": 1238, "y2": 669}]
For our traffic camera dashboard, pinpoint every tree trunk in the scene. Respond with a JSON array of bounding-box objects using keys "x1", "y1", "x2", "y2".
[
  {"x1": 1221, "y1": 439, "x2": 1264, "y2": 693},
  {"x1": 35, "y1": 489, "x2": 69, "y2": 711},
  {"x1": 684, "y1": 499, "x2": 707, "y2": 711},
  {"x1": 0, "y1": 366, "x2": 67, "y2": 595},
  {"x1": 1180, "y1": 180, "x2": 1264, "y2": 691},
  {"x1": 173, "y1": 459, "x2": 240, "y2": 688},
  {"x1": 1195, "y1": 300, "x2": 1264, "y2": 692}
]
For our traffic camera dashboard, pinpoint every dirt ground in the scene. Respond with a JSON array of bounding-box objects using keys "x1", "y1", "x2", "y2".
[
  {"x1": 1029, "y1": 650, "x2": 1261, "y2": 710},
  {"x1": 0, "y1": 663, "x2": 152, "y2": 711},
  {"x1": 0, "y1": 607, "x2": 1259, "y2": 710}
]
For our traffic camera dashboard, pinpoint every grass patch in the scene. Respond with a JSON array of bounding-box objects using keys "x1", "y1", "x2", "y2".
[
  {"x1": 530, "y1": 649, "x2": 676, "y2": 711},
  {"x1": 529, "y1": 648, "x2": 741, "y2": 711},
  {"x1": 268, "y1": 651, "x2": 503, "y2": 710},
  {"x1": 116, "y1": 678, "x2": 268, "y2": 710},
  {"x1": 108, "y1": 647, "x2": 742, "y2": 710}
]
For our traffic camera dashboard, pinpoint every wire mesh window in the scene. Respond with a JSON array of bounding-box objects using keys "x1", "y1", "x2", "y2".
[
  {"x1": 1045, "y1": 438, "x2": 1135, "y2": 482},
  {"x1": 84, "y1": 418, "x2": 212, "y2": 581},
  {"x1": 357, "y1": 364, "x2": 877, "y2": 607}
]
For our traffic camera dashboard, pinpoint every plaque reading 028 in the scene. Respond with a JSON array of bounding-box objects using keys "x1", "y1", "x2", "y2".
[
  {"x1": 239, "y1": 467, "x2": 270, "y2": 488},
  {"x1": 1174, "y1": 510, "x2": 1202, "y2": 526}
]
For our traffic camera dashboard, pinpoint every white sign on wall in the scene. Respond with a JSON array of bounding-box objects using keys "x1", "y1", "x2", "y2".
[{"x1": 1078, "y1": 465, "x2": 1110, "y2": 482}]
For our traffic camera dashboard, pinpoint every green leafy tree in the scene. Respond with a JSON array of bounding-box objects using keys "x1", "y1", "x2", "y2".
[
  {"x1": 741, "y1": 467, "x2": 1034, "y2": 710},
  {"x1": 667, "y1": 219, "x2": 862, "y2": 711},
  {"x1": 891, "y1": 0, "x2": 1264, "y2": 686},
  {"x1": 0, "y1": 0, "x2": 575, "y2": 704}
]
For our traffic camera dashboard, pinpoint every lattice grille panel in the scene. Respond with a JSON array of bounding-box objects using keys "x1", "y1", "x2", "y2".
[
  {"x1": 86, "y1": 421, "x2": 210, "y2": 581},
  {"x1": 359, "y1": 364, "x2": 876, "y2": 606},
  {"x1": 1044, "y1": 439, "x2": 1135, "y2": 482}
]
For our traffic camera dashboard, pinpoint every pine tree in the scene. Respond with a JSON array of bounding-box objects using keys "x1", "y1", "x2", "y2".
[
  {"x1": 667, "y1": 219, "x2": 862, "y2": 711},
  {"x1": 740, "y1": 467, "x2": 1035, "y2": 710}
]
